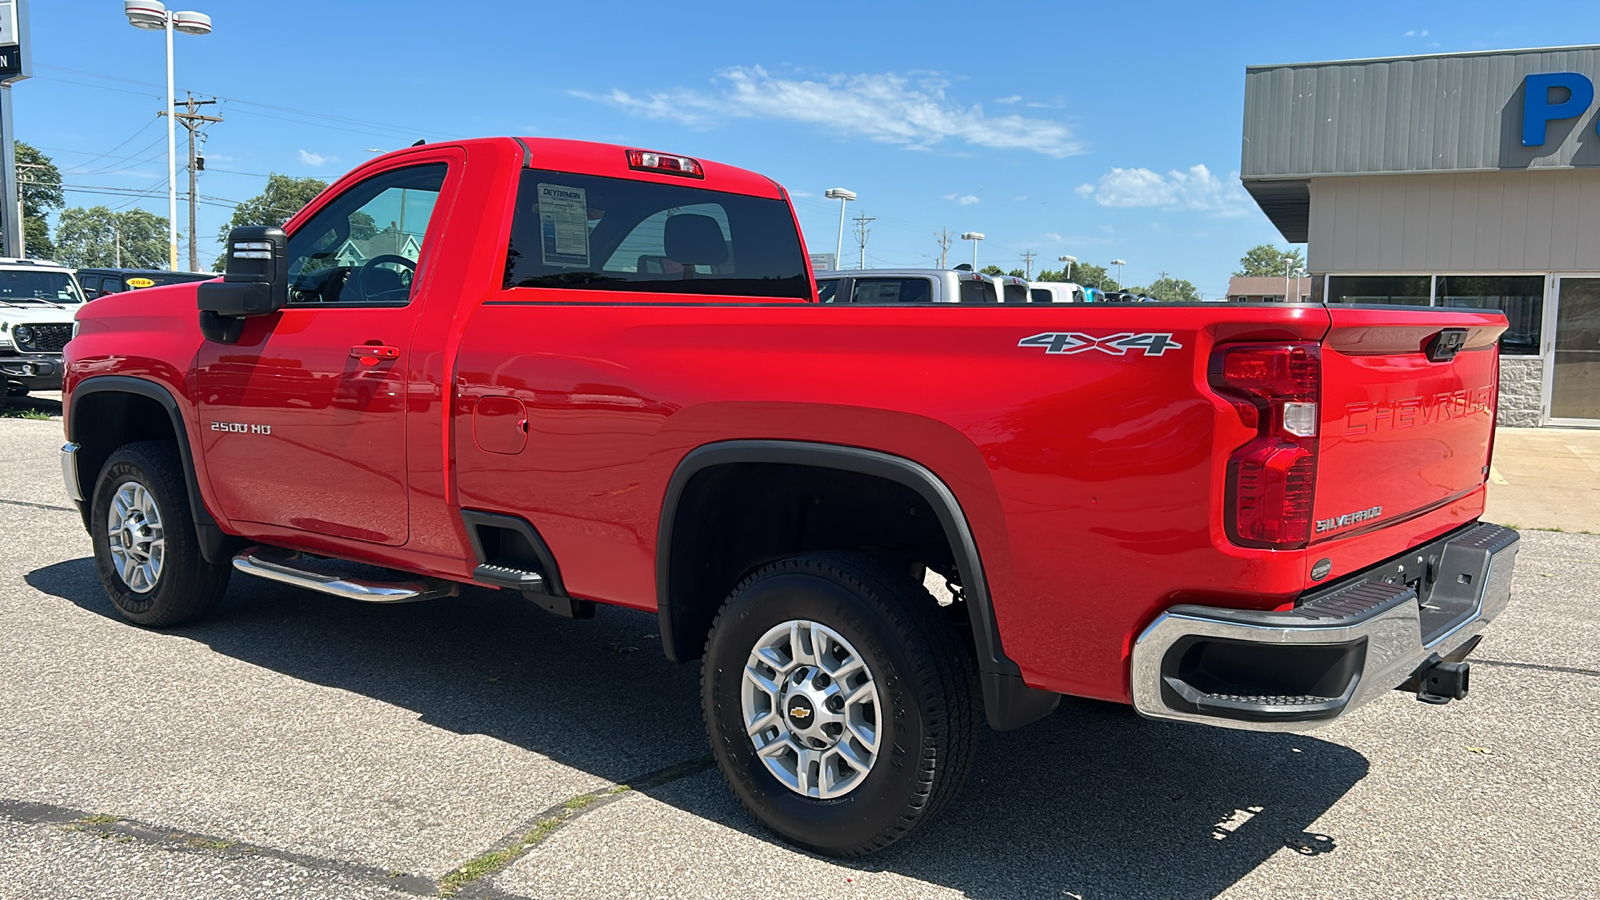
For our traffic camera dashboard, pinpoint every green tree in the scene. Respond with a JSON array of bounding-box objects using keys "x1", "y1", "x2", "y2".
[
  {"x1": 54, "y1": 206, "x2": 173, "y2": 269},
  {"x1": 1071, "y1": 262, "x2": 1118, "y2": 291},
  {"x1": 979, "y1": 264, "x2": 1005, "y2": 276},
  {"x1": 214, "y1": 174, "x2": 329, "y2": 269},
  {"x1": 1146, "y1": 272, "x2": 1201, "y2": 302},
  {"x1": 14, "y1": 142, "x2": 63, "y2": 259},
  {"x1": 1234, "y1": 244, "x2": 1305, "y2": 278}
]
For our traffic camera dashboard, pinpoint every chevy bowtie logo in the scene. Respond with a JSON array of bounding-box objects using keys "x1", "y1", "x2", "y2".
[{"x1": 788, "y1": 707, "x2": 811, "y2": 720}]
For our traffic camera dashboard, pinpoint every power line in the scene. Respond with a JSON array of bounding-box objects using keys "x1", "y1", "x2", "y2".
[{"x1": 36, "y1": 64, "x2": 455, "y2": 142}]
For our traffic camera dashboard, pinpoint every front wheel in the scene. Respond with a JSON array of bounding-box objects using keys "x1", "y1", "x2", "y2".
[
  {"x1": 701, "y1": 552, "x2": 979, "y2": 857},
  {"x1": 90, "y1": 441, "x2": 231, "y2": 627}
]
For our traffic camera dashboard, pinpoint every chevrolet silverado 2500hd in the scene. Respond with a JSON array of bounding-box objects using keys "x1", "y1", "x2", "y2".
[{"x1": 61, "y1": 137, "x2": 1520, "y2": 856}]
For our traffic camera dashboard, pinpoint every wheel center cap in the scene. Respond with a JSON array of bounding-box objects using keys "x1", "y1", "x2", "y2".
[{"x1": 784, "y1": 693, "x2": 816, "y2": 730}]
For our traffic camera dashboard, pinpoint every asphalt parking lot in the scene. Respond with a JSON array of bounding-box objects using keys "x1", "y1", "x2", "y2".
[{"x1": 1, "y1": 407, "x2": 1597, "y2": 899}]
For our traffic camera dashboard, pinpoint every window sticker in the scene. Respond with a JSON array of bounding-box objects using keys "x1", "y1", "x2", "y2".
[{"x1": 537, "y1": 183, "x2": 590, "y2": 268}]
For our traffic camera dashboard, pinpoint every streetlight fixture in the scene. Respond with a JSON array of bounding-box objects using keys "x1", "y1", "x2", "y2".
[
  {"x1": 1058, "y1": 254, "x2": 1077, "y2": 281},
  {"x1": 961, "y1": 232, "x2": 984, "y2": 270},
  {"x1": 1110, "y1": 258, "x2": 1127, "y2": 288},
  {"x1": 125, "y1": 0, "x2": 212, "y2": 271},
  {"x1": 824, "y1": 188, "x2": 855, "y2": 270}
]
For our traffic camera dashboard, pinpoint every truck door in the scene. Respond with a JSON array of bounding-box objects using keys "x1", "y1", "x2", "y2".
[{"x1": 195, "y1": 156, "x2": 458, "y2": 546}]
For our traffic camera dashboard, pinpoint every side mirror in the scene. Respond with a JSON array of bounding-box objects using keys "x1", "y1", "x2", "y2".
[{"x1": 197, "y1": 225, "x2": 290, "y2": 343}]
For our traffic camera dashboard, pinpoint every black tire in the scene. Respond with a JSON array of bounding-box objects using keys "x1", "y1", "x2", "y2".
[
  {"x1": 702, "y1": 552, "x2": 979, "y2": 857},
  {"x1": 90, "y1": 441, "x2": 231, "y2": 627}
]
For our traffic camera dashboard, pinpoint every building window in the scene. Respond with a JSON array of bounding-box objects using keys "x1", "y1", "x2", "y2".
[
  {"x1": 1435, "y1": 276, "x2": 1544, "y2": 357},
  {"x1": 1326, "y1": 276, "x2": 1432, "y2": 305}
]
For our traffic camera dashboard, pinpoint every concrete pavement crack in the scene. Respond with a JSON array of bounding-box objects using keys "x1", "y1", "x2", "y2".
[
  {"x1": 1472, "y1": 658, "x2": 1600, "y2": 678},
  {"x1": 0, "y1": 798, "x2": 444, "y2": 896},
  {"x1": 444, "y1": 754, "x2": 716, "y2": 899}
]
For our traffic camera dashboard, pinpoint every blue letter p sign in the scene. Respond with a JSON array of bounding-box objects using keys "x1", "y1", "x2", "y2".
[{"x1": 1522, "y1": 72, "x2": 1595, "y2": 147}]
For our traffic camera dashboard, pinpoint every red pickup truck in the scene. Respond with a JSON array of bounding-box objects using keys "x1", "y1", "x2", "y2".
[{"x1": 61, "y1": 137, "x2": 1520, "y2": 856}]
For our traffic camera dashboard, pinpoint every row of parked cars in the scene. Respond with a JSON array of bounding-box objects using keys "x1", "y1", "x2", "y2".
[
  {"x1": 814, "y1": 267, "x2": 1160, "y2": 305},
  {"x1": 0, "y1": 257, "x2": 212, "y2": 397}
]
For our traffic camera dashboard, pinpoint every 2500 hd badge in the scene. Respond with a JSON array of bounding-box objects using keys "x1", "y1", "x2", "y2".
[{"x1": 211, "y1": 421, "x2": 270, "y2": 435}]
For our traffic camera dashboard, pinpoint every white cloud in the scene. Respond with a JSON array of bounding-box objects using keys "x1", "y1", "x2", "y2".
[
  {"x1": 298, "y1": 149, "x2": 335, "y2": 167},
  {"x1": 995, "y1": 95, "x2": 1022, "y2": 104},
  {"x1": 1044, "y1": 232, "x2": 1063, "y2": 242},
  {"x1": 573, "y1": 67, "x2": 1084, "y2": 158},
  {"x1": 1075, "y1": 164, "x2": 1253, "y2": 217},
  {"x1": 1404, "y1": 30, "x2": 1415, "y2": 36},
  {"x1": 942, "y1": 193, "x2": 981, "y2": 205}
]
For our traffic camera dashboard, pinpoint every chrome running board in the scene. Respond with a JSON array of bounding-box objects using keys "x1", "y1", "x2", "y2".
[{"x1": 232, "y1": 547, "x2": 458, "y2": 604}]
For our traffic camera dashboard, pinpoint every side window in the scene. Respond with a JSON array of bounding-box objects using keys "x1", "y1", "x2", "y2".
[
  {"x1": 1029, "y1": 288, "x2": 1051, "y2": 303},
  {"x1": 817, "y1": 279, "x2": 841, "y2": 304},
  {"x1": 958, "y1": 279, "x2": 997, "y2": 303},
  {"x1": 851, "y1": 278, "x2": 932, "y2": 304},
  {"x1": 79, "y1": 276, "x2": 101, "y2": 297},
  {"x1": 285, "y1": 163, "x2": 447, "y2": 305},
  {"x1": 100, "y1": 278, "x2": 125, "y2": 294}
]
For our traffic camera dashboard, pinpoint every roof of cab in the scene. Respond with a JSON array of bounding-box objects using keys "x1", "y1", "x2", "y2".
[
  {"x1": 516, "y1": 138, "x2": 784, "y2": 200},
  {"x1": 380, "y1": 137, "x2": 786, "y2": 201}
]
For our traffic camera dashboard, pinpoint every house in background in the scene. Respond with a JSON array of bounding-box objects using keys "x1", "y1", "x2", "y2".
[
  {"x1": 333, "y1": 226, "x2": 422, "y2": 269},
  {"x1": 1227, "y1": 275, "x2": 1313, "y2": 302}
]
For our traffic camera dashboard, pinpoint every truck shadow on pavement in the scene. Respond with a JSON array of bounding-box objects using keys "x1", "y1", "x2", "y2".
[{"x1": 29, "y1": 557, "x2": 1368, "y2": 899}]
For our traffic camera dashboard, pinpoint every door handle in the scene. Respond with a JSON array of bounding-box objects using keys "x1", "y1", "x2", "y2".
[{"x1": 351, "y1": 345, "x2": 400, "y2": 366}]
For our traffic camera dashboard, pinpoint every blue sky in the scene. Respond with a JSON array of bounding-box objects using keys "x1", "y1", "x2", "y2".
[{"x1": 18, "y1": 0, "x2": 1600, "y2": 294}]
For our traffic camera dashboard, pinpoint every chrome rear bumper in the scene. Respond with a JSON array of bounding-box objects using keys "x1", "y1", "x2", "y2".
[{"x1": 1130, "y1": 522, "x2": 1519, "y2": 732}]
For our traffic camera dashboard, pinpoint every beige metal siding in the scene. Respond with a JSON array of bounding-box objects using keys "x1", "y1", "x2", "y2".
[
  {"x1": 1307, "y1": 170, "x2": 1600, "y2": 272},
  {"x1": 1245, "y1": 46, "x2": 1600, "y2": 179}
]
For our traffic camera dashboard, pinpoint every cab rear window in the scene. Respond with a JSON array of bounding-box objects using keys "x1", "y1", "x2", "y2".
[
  {"x1": 504, "y1": 170, "x2": 810, "y2": 299},
  {"x1": 959, "y1": 279, "x2": 997, "y2": 303}
]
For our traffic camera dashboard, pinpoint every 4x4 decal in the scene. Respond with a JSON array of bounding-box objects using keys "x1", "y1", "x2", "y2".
[{"x1": 1018, "y1": 331, "x2": 1183, "y2": 357}]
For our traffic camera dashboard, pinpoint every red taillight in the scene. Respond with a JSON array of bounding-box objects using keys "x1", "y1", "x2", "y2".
[
  {"x1": 625, "y1": 149, "x2": 705, "y2": 178},
  {"x1": 1210, "y1": 343, "x2": 1321, "y2": 549}
]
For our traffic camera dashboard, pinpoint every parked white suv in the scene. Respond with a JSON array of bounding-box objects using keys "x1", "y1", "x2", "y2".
[
  {"x1": 1027, "y1": 281, "x2": 1086, "y2": 303},
  {"x1": 0, "y1": 258, "x2": 85, "y2": 396}
]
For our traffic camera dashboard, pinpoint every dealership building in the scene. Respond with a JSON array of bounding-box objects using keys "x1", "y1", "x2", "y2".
[{"x1": 1242, "y1": 45, "x2": 1600, "y2": 427}]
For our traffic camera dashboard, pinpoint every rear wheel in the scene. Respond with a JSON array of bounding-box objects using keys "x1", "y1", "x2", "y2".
[
  {"x1": 701, "y1": 552, "x2": 978, "y2": 856},
  {"x1": 90, "y1": 441, "x2": 231, "y2": 627}
]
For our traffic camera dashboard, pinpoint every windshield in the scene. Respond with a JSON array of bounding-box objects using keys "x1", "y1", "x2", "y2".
[{"x1": 0, "y1": 270, "x2": 84, "y2": 305}]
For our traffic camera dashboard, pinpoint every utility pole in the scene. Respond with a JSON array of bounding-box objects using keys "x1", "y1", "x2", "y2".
[
  {"x1": 1020, "y1": 250, "x2": 1036, "y2": 280},
  {"x1": 168, "y1": 92, "x2": 221, "y2": 272},
  {"x1": 934, "y1": 227, "x2": 953, "y2": 269},
  {"x1": 851, "y1": 212, "x2": 875, "y2": 270},
  {"x1": 13, "y1": 160, "x2": 43, "y2": 257}
]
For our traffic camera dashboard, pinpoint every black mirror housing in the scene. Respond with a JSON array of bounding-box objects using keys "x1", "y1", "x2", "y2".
[{"x1": 198, "y1": 225, "x2": 290, "y2": 343}]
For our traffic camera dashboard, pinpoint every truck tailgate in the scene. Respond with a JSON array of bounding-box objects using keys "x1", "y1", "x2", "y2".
[{"x1": 1314, "y1": 307, "x2": 1509, "y2": 543}]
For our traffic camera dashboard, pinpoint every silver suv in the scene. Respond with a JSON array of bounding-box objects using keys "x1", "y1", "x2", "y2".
[{"x1": 814, "y1": 268, "x2": 998, "y2": 304}]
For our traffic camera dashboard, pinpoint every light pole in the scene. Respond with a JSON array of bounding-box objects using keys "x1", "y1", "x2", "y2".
[
  {"x1": 961, "y1": 232, "x2": 984, "y2": 270},
  {"x1": 125, "y1": 1, "x2": 211, "y2": 271},
  {"x1": 824, "y1": 188, "x2": 855, "y2": 270},
  {"x1": 1111, "y1": 258, "x2": 1127, "y2": 289},
  {"x1": 1058, "y1": 254, "x2": 1076, "y2": 281}
]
